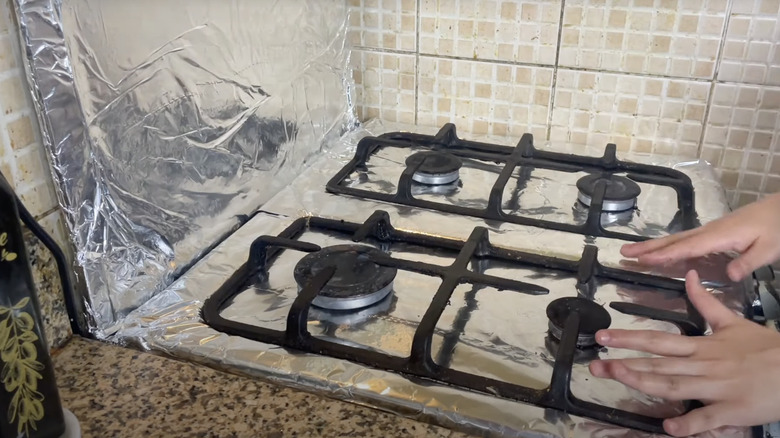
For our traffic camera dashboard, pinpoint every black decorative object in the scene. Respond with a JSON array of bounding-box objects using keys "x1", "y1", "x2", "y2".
[
  {"x1": 325, "y1": 124, "x2": 698, "y2": 242},
  {"x1": 0, "y1": 173, "x2": 66, "y2": 438},
  {"x1": 202, "y1": 210, "x2": 708, "y2": 434}
]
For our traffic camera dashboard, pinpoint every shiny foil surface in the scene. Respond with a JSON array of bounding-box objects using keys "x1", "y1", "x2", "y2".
[
  {"x1": 113, "y1": 120, "x2": 755, "y2": 438},
  {"x1": 15, "y1": 0, "x2": 757, "y2": 434},
  {"x1": 14, "y1": 0, "x2": 355, "y2": 333}
]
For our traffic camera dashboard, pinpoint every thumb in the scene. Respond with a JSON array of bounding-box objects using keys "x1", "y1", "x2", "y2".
[
  {"x1": 727, "y1": 240, "x2": 777, "y2": 282},
  {"x1": 685, "y1": 270, "x2": 737, "y2": 331}
]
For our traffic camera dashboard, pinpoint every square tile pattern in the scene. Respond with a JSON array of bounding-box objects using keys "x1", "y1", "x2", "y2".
[
  {"x1": 702, "y1": 82, "x2": 780, "y2": 206},
  {"x1": 551, "y1": 69, "x2": 710, "y2": 157},
  {"x1": 419, "y1": 0, "x2": 562, "y2": 65},
  {"x1": 352, "y1": 49, "x2": 416, "y2": 124},
  {"x1": 349, "y1": 0, "x2": 417, "y2": 52},
  {"x1": 560, "y1": 0, "x2": 727, "y2": 78},
  {"x1": 719, "y1": 0, "x2": 780, "y2": 85},
  {"x1": 349, "y1": 0, "x2": 780, "y2": 208},
  {"x1": 417, "y1": 56, "x2": 553, "y2": 138}
]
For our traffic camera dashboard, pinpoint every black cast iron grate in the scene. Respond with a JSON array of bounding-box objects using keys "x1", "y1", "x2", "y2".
[
  {"x1": 202, "y1": 210, "x2": 712, "y2": 435},
  {"x1": 325, "y1": 124, "x2": 698, "y2": 243}
]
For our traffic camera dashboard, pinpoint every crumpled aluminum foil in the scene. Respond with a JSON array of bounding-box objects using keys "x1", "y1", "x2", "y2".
[
  {"x1": 14, "y1": 0, "x2": 758, "y2": 434},
  {"x1": 14, "y1": 0, "x2": 355, "y2": 334},
  {"x1": 111, "y1": 119, "x2": 755, "y2": 438}
]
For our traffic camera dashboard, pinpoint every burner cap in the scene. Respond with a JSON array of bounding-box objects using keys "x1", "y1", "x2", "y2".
[
  {"x1": 405, "y1": 151, "x2": 462, "y2": 185},
  {"x1": 546, "y1": 297, "x2": 611, "y2": 348},
  {"x1": 576, "y1": 174, "x2": 641, "y2": 212},
  {"x1": 293, "y1": 245, "x2": 397, "y2": 311}
]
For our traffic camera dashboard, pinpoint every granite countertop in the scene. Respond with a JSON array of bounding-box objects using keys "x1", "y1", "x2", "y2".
[{"x1": 52, "y1": 337, "x2": 475, "y2": 438}]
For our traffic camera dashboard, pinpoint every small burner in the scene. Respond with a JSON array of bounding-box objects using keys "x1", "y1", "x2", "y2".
[
  {"x1": 576, "y1": 174, "x2": 641, "y2": 212},
  {"x1": 546, "y1": 297, "x2": 611, "y2": 348},
  {"x1": 294, "y1": 245, "x2": 397, "y2": 311},
  {"x1": 405, "y1": 151, "x2": 463, "y2": 185},
  {"x1": 571, "y1": 201, "x2": 634, "y2": 226},
  {"x1": 310, "y1": 291, "x2": 395, "y2": 326}
]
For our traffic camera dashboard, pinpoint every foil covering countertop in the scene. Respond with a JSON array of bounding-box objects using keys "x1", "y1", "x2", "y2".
[
  {"x1": 53, "y1": 336, "x2": 470, "y2": 438},
  {"x1": 111, "y1": 120, "x2": 755, "y2": 438}
]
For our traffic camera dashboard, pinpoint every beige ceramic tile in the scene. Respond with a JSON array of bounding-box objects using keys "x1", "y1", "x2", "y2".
[
  {"x1": 8, "y1": 114, "x2": 35, "y2": 149},
  {"x1": 36, "y1": 202, "x2": 70, "y2": 253},
  {"x1": 349, "y1": 0, "x2": 417, "y2": 52},
  {"x1": 0, "y1": 34, "x2": 17, "y2": 72},
  {"x1": 702, "y1": 82, "x2": 780, "y2": 207},
  {"x1": 560, "y1": 0, "x2": 727, "y2": 78},
  {"x1": 550, "y1": 69, "x2": 709, "y2": 157},
  {"x1": 0, "y1": 75, "x2": 27, "y2": 115},
  {"x1": 719, "y1": 0, "x2": 780, "y2": 85},
  {"x1": 351, "y1": 49, "x2": 416, "y2": 124},
  {"x1": 419, "y1": 0, "x2": 562, "y2": 65},
  {"x1": 416, "y1": 56, "x2": 552, "y2": 139}
]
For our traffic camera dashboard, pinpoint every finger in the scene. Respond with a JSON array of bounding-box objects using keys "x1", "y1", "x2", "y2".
[
  {"x1": 605, "y1": 362, "x2": 718, "y2": 401},
  {"x1": 635, "y1": 230, "x2": 737, "y2": 265},
  {"x1": 595, "y1": 329, "x2": 697, "y2": 357},
  {"x1": 591, "y1": 357, "x2": 711, "y2": 377},
  {"x1": 685, "y1": 270, "x2": 738, "y2": 331},
  {"x1": 620, "y1": 228, "x2": 700, "y2": 258},
  {"x1": 727, "y1": 239, "x2": 777, "y2": 282},
  {"x1": 664, "y1": 403, "x2": 735, "y2": 437}
]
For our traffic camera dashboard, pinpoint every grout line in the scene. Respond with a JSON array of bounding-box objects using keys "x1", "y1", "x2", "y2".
[
  {"x1": 546, "y1": 0, "x2": 567, "y2": 141},
  {"x1": 33, "y1": 205, "x2": 60, "y2": 222},
  {"x1": 414, "y1": 0, "x2": 420, "y2": 125},
  {"x1": 355, "y1": 45, "x2": 747, "y2": 84},
  {"x1": 353, "y1": 45, "x2": 418, "y2": 56},
  {"x1": 697, "y1": 0, "x2": 734, "y2": 160}
]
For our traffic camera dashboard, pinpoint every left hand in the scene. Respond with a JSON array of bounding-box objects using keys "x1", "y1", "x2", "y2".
[{"x1": 589, "y1": 270, "x2": 780, "y2": 437}]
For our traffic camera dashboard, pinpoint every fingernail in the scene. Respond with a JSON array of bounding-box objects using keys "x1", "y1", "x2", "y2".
[
  {"x1": 664, "y1": 420, "x2": 679, "y2": 435},
  {"x1": 596, "y1": 331, "x2": 609, "y2": 343}
]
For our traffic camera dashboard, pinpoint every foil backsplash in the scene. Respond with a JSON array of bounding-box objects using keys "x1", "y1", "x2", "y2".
[
  {"x1": 14, "y1": 0, "x2": 355, "y2": 333},
  {"x1": 112, "y1": 119, "x2": 754, "y2": 438}
]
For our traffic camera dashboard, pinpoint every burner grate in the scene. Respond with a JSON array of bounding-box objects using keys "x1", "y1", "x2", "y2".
[
  {"x1": 325, "y1": 124, "x2": 698, "y2": 242},
  {"x1": 202, "y1": 211, "x2": 708, "y2": 434}
]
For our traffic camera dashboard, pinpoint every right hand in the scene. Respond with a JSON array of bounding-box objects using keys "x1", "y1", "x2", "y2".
[{"x1": 620, "y1": 192, "x2": 780, "y2": 282}]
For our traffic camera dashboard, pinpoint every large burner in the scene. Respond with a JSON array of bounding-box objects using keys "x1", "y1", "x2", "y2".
[
  {"x1": 546, "y1": 297, "x2": 612, "y2": 348},
  {"x1": 576, "y1": 174, "x2": 641, "y2": 212},
  {"x1": 293, "y1": 244, "x2": 397, "y2": 311},
  {"x1": 405, "y1": 151, "x2": 462, "y2": 185}
]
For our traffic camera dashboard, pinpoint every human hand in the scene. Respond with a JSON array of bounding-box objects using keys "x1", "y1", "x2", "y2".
[
  {"x1": 621, "y1": 192, "x2": 780, "y2": 282},
  {"x1": 589, "y1": 270, "x2": 780, "y2": 437}
]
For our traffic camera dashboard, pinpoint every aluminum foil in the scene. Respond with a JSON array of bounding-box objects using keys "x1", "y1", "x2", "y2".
[
  {"x1": 112, "y1": 119, "x2": 755, "y2": 438},
  {"x1": 14, "y1": 0, "x2": 355, "y2": 333}
]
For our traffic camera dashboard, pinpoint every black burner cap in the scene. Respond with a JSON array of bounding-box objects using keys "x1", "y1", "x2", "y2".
[
  {"x1": 546, "y1": 297, "x2": 611, "y2": 337},
  {"x1": 293, "y1": 245, "x2": 396, "y2": 300},
  {"x1": 405, "y1": 151, "x2": 463, "y2": 175},
  {"x1": 576, "y1": 174, "x2": 641, "y2": 201}
]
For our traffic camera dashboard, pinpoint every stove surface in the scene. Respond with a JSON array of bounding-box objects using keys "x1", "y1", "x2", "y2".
[{"x1": 113, "y1": 121, "x2": 761, "y2": 438}]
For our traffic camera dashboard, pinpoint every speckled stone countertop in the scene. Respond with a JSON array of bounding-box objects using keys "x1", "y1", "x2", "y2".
[{"x1": 52, "y1": 337, "x2": 475, "y2": 438}]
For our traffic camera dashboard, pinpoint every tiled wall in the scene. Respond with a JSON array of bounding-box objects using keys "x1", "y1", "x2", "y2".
[
  {"x1": 0, "y1": 0, "x2": 72, "y2": 350},
  {"x1": 349, "y1": 0, "x2": 780, "y2": 208}
]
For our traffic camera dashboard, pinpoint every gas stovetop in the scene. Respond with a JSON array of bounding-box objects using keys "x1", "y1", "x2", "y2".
[
  {"x1": 325, "y1": 124, "x2": 698, "y2": 242},
  {"x1": 116, "y1": 122, "x2": 768, "y2": 438}
]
